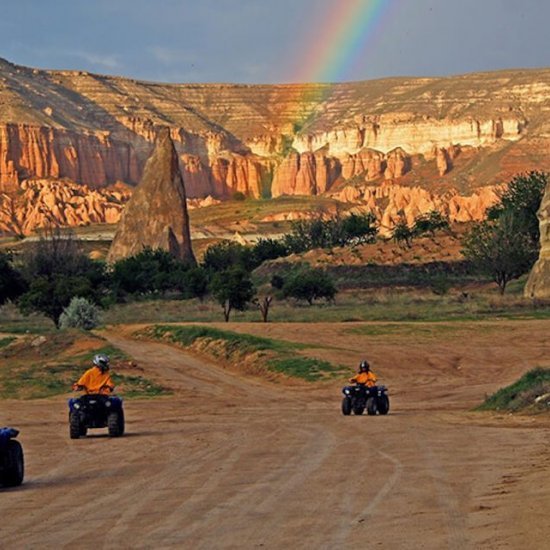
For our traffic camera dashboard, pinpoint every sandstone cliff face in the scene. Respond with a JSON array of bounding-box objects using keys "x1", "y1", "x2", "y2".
[
  {"x1": 107, "y1": 129, "x2": 195, "y2": 264},
  {"x1": 0, "y1": 123, "x2": 140, "y2": 191},
  {"x1": 292, "y1": 116, "x2": 525, "y2": 157},
  {"x1": 0, "y1": 58, "x2": 549, "y2": 235},
  {"x1": 524, "y1": 182, "x2": 550, "y2": 298}
]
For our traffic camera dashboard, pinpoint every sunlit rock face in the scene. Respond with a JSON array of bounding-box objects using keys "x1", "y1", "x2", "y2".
[
  {"x1": 107, "y1": 129, "x2": 195, "y2": 264},
  {"x1": 330, "y1": 182, "x2": 501, "y2": 235},
  {"x1": 525, "y1": 183, "x2": 550, "y2": 298},
  {"x1": 0, "y1": 178, "x2": 131, "y2": 236},
  {"x1": 0, "y1": 56, "x2": 549, "y2": 235}
]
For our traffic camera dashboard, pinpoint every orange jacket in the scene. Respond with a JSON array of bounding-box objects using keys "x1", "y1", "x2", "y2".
[
  {"x1": 349, "y1": 371, "x2": 377, "y2": 387},
  {"x1": 75, "y1": 366, "x2": 114, "y2": 395}
]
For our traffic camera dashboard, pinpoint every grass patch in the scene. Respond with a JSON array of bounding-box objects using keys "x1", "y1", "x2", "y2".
[
  {"x1": 268, "y1": 357, "x2": 341, "y2": 382},
  {"x1": 141, "y1": 324, "x2": 345, "y2": 382},
  {"x1": 477, "y1": 368, "x2": 550, "y2": 413},
  {"x1": 0, "y1": 337, "x2": 16, "y2": 348},
  {"x1": 148, "y1": 325, "x2": 305, "y2": 353},
  {"x1": 71, "y1": 344, "x2": 130, "y2": 363},
  {"x1": 0, "y1": 331, "x2": 170, "y2": 399},
  {"x1": 103, "y1": 287, "x2": 550, "y2": 325},
  {"x1": 0, "y1": 322, "x2": 55, "y2": 334},
  {"x1": 0, "y1": 362, "x2": 168, "y2": 400}
]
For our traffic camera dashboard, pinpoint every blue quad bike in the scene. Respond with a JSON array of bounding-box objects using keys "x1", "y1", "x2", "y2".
[
  {"x1": 0, "y1": 427, "x2": 24, "y2": 487},
  {"x1": 68, "y1": 393, "x2": 125, "y2": 439},
  {"x1": 341, "y1": 384, "x2": 390, "y2": 416}
]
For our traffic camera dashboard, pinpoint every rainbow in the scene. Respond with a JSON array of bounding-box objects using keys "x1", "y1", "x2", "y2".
[{"x1": 289, "y1": 0, "x2": 397, "y2": 84}]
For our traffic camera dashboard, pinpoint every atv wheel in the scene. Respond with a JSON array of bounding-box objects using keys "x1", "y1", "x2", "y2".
[
  {"x1": 1, "y1": 440, "x2": 24, "y2": 487},
  {"x1": 378, "y1": 395, "x2": 390, "y2": 415},
  {"x1": 108, "y1": 410, "x2": 124, "y2": 437},
  {"x1": 353, "y1": 405, "x2": 365, "y2": 415},
  {"x1": 342, "y1": 397, "x2": 352, "y2": 416},
  {"x1": 366, "y1": 397, "x2": 377, "y2": 416},
  {"x1": 69, "y1": 411, "x2": 82, "y2": 439}
]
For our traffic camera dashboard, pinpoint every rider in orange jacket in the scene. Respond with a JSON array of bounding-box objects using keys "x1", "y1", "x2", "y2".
[
  {"x1": 73, "y1": 354, "x2": 115, "y2": 395},
  {"x1": 349, "y1": 360, "x2": 377, "y2": 387}
]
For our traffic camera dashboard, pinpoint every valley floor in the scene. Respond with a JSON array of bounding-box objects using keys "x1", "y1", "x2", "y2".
[{"x1": 1, "y1": 320, "x2": 549, "y2": 549}]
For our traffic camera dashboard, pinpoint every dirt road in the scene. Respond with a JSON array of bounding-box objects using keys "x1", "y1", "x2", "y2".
[{"x1": 1, "y1": 323, "x2": 549, "y2": 549}]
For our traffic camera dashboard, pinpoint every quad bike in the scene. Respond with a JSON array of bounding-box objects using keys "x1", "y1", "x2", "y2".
[
  {"x1": 341, "y1": 384, "x2": 390, "y2": 416},
  {"x1": 68, "y1": 389, "x2": 125, "y2": 439},
  {"x1": 0, "y1": 427, "x2": 24, "y2": 487}
]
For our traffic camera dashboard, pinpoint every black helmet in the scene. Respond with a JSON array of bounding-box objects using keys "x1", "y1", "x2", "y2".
[
  {"x1": 93, "y1": 353, "x2": 110, "y2": 372},
  {"x1": 359, "y1": 360, "x2": 370, "y2": 372}
]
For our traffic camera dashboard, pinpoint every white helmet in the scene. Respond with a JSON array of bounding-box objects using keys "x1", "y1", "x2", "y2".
[{"x1": 93, "y1": 354, "x2": 110, "y2": 372}]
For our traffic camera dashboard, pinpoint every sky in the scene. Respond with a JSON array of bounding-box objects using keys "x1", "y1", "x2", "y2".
[{"x1": 0, "y1": 0, "x2": 548, "y2": 84}]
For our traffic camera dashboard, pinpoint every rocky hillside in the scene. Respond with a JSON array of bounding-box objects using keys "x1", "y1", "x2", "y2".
[{"x1": 0, "y1": 57, "x2": 549, "y2": 235}]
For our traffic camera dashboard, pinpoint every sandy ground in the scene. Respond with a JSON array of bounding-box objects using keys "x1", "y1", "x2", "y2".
[{"x1": 1, "y1": 321, "x2": 550, "y2": 549}]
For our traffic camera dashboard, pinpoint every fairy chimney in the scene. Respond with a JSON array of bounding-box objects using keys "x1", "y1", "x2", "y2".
[{"x1": 107, "y1": 128, "x2": 196, "y2": 264}]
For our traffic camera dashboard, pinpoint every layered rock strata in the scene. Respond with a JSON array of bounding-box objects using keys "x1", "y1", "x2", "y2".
[
  {"x1": 107, "y1": 129, "x2": 195, "y2": 264},
  {"x1": 0, "y1": 58, "x2": 549, "y2": 234},
  {"x1": 524, "y1": 182, "x2": 550, "y2": 298}
]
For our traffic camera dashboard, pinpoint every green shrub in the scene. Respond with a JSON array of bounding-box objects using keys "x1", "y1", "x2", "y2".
[
  {"x1": 202, "y1": 241, "x2": 255, "y2": 272},
  {"x1": 392, "y1": 218, "x2": 414, "y2": 248},
  {"x1": 59, "y1": 297, "x2": 101, "y2": 330},
  {"x1": 413, "y1": 211, "x2": 450, "y2": 237},
  {"x1": 430, "y1": 274, "x2": 451, "y2": 295},
  {"x1": 111, "y1": 247, "x2": 192, "y2": 298},
  {"x1": 282, "y1": 266, "x2": 337, "y2": 305},
  {"x1": 18, "y1": 228, "x2": 107, "y2": 325}
]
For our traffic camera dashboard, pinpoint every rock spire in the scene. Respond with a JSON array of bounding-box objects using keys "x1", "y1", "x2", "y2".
[
  {"x1": 525, "y1": 181, "x2": 550, "y2": 298},
  {"x1": 107, "y1": 128, "x2": 195, "y2": 264}
]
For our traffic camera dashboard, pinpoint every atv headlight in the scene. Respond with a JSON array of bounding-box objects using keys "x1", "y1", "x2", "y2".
[
  {"x1": 105, "y1": 400, "x2": 111, "y2": 407},
  {"x1": 73, "y1": 403, "x2": 80, "y2": 409}
]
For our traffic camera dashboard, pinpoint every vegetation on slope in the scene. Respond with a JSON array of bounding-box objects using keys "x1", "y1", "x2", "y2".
[
  {"x1": 139, "y1": 324, "x2": 345, "y2": 382},
  {"x1": 0, "y1": 330, "x2": 169, "y2": 399},
  {"x1": 477, "y1": 368, "x2": 550, "y2": 412}
]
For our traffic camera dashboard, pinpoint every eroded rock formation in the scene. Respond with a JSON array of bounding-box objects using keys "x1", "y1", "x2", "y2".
[
  {"x1": 330, "y1": 182, "x2": 501, "y2": 234},
  {"x1": 107, "y1": 129, "x2": 195, "y2": 264},
  {"x1": 0, "y1": 124, "x2": 140, "y2": 191},
  {"x1": 0, "y1": 57, "x2": 549, "y2": 234},
  {"x1": 0, "y1": 179, "x2": 130, "y2": 235},
  {"x1": 524, "y1": 182, "x2": 550, "y2": 298}
]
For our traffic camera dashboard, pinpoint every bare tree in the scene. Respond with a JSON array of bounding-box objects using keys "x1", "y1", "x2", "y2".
[{"x1": 256, "y1": 295, "x2": 273, "y2": 323}]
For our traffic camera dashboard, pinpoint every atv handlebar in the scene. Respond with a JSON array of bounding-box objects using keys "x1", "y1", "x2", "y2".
[{"x1": 72, "y1": 384, "x2": 113, "y2": 393}]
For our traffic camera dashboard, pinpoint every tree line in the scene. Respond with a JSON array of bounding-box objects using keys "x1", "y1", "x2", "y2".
[{"x1": 0, "y1": 171, "x2": 547, "y2": 326}]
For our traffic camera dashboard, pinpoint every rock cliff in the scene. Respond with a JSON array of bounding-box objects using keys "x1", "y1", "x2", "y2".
[
  {"x1": 524, "y1": 182, "x2": 550, "y2": 298},
  {"x1": 0, "y1": 57, "x2": 549, "y2": 235},
  {"x1": 107, "y1": 129, "x2": 195, "y2": 264}
]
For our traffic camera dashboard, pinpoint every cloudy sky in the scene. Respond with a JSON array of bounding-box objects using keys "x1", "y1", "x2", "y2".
[{"x1": 1, "y1": 0, "x2": 548, "y2": 84}]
